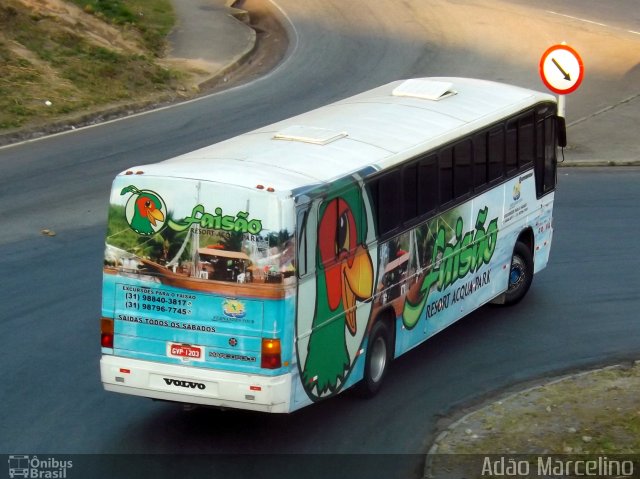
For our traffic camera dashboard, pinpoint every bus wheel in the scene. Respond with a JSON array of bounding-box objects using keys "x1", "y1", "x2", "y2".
[
  {"x1": 504, "y1": 241, "x2": 534, "y2": 305},
  {"x1": 356, "y1": 321, "x2": 391, "y2": 398}
]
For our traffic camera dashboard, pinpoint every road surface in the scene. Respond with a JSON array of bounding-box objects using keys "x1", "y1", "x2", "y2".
[{"x1": 1, "y1": 1, "x2": 638, "y2": 477}]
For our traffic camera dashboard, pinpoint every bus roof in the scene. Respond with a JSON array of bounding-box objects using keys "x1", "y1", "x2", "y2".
[{"x1": 125, "y1": 77, "x2": 555, "y2": 198}]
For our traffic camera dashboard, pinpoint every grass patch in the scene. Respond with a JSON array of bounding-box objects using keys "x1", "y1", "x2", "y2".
[
  {"x1": 0, "y1": 0, "x2": 180, "y2": 130},
  {"x1": 68, "y1": 0, "x2": 174, "y2": 54}
]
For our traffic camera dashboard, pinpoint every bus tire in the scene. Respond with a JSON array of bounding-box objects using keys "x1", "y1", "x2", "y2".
[
  {"x1": 356, "y1": 321, "x2": 391, "y2": 398},
  {"x1": 503, "y1": 241, "x2": 534, "y2": 305}
]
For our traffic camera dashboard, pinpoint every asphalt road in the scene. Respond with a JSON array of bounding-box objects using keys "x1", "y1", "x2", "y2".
[{"x1": 1, "y1": 0, "x2": 639, "y2": 477}]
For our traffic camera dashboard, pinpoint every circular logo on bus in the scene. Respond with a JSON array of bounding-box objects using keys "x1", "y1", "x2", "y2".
[
  {"x1": 222, "y1": 299, "x2": 246, "y2": 319},
  {"x1": 512, "y1": 181, "x2": 521, "y2": 201},
  {"x1": 121, "y1": 186, "x2": 167, "y2": 236}
]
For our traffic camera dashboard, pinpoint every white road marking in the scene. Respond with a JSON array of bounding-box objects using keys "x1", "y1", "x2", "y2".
[
  {"x1": 547, "y1": 10, "x2": 640, "y2": 37},
  {"x1": 547, "y1": 10, "x2": 607, "y2": 27}
]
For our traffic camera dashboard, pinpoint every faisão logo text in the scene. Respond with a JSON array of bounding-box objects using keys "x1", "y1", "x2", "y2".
[
  {"x1": 168, "y1": 205, "x2": 263, "y2": 234},
  {"x1": 402, "y1": 207, "x2": 499, "y2": 328}
]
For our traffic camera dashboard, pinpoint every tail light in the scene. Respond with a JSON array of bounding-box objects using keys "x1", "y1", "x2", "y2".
[
  {"x1": 101, "y1": 317, "x2": 114, "y2": 348},
  {"x1": 261, "y1": 338, "x2": 281, "y2": 369}
]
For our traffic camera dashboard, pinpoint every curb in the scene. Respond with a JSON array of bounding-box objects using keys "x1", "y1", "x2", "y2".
[{"x1": 559, "y1": 159, "x2": 640, "y2": 167}]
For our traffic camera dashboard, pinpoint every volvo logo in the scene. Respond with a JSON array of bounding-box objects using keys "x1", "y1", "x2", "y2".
[{"x1": 163, "y1": 378, "x2": 206, "y2": 390}]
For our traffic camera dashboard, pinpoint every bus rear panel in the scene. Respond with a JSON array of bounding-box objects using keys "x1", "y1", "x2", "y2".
[{"x1": 100, "y1": 175, "x2": 298, "y2": 412}]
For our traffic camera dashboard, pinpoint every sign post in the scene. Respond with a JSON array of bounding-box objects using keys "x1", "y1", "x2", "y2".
[{"x1": 539, "y1": 44, "x2": 584, "y2": 117}]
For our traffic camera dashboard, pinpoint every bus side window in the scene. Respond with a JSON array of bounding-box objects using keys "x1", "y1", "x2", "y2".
[
  {"x1": 439, "y1": 148, "x2": 453, "y2": 206},
  {"x1": 535, "y1": 114, "x2": 545, "y2": 196},
  {"x1": 488, "y1": 127, "x2": 504, "y2": 182},
  {"x1": 418, "y1": 155, "x2": 438, "y2": 217},
  {"x1": 473, "y1": 132, "x2": 488, "y2": 190},
  {"x1": 402, "y1": 162, "x2": 418, "y2": 224},
  {"x1": 518, "y1": 113, "x2": 535, "y2": 169},
  {"x1": 534, "y1": 112, "x2": 558, "y2": 197},
  {"x1": 454, "y1": 139, "x2": 472, "y2": 199},
  {"x1": 378, "y1": 171, "x2": 401, "y2": 235},
  {"x1": 506, "y1": 119, "x2": 518, "y2": 175},
  {"x1": 367, "y1": 170, "x2": 401, "y2": 237},
  {"x1": 543, "y1": 116, "x2": 557, "y2": 192}
]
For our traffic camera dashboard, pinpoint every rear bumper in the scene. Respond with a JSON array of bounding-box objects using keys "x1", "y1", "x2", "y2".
[{"x1": 101, "y1": 355, "x2": 292, "y2": 413}]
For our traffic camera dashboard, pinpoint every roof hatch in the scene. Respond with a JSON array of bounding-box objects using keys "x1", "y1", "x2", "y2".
[
  {"x1": 392, "y1": 79, "x2": 457, "y2": 101},
  {"x1": 273, "y1": 125, "x2": 347, "y2": 145}
]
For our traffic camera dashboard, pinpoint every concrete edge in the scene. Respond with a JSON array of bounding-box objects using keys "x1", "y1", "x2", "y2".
[
  {"x1": 559, "y1": 159, "x2": 640, "y2": 167},
  {"x1": 226, "y1": 0, "x2": 251, "y2": 23},
  {"x1": 422, "y1": 361, "x2": 639, "y2": 478}
]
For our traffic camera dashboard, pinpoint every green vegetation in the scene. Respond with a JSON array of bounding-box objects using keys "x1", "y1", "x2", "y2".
[
  {"x1": 0, "y1": 0, "x2": 180, "y2": 131},
  {"x1": 67, "y1": 0, "x2": 175, "y2": 54}
]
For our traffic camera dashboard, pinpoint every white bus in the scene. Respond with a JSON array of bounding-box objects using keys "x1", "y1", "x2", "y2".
[{"x1": 101, "y1": 77, "x2": 564, "y2": 412}]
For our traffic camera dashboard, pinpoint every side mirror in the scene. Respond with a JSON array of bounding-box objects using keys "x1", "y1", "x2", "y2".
[{"x1": 556, "y1": 115, "x2": 567, "y2": 148}]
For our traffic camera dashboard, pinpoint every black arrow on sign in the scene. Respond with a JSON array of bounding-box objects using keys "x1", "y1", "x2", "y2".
[{"x1": 552, "y1": 58, "x2": 571, "y2": 81}]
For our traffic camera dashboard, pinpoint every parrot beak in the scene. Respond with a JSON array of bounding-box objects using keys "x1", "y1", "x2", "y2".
[
  {"x1": 342, "y1": 245, "x2": 374, "y2": 336},
  {"x1": 147, "y1": 207, "x2": 164, "y2": 226}
]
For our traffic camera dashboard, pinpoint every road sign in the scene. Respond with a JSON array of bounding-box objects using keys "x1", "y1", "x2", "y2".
[{"x1": 539, "y1": 44, "x2": 584, "y2": 95}]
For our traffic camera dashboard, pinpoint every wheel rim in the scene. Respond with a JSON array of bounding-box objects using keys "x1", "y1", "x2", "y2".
[
  {"x1": 369, "y1": 336, "x2": 387, "y2": 383},
  {"x1": 508, "y1": 255, "x2": 525, "y2": 292}
]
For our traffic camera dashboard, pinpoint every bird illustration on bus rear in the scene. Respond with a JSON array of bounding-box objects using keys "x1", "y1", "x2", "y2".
[
  {"x1": 301, "y1": 185, "x2": 375, "y2": 398},
  {"x1": 121, "y1": 185, "x2": 166, "y2": 235}
]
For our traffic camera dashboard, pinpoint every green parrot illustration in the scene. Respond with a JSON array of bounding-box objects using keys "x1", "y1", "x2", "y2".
[
  {"x1": 121, "y1": 186, "x2": 165, "y2": 235},
  {"x1": 302, "y1": 186, "x2": 374, "y2": 397}
]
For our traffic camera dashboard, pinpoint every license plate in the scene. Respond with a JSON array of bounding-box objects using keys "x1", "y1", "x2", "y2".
[{"x1": 167, "y1": 343, "x2": 204, "y2": 361}]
